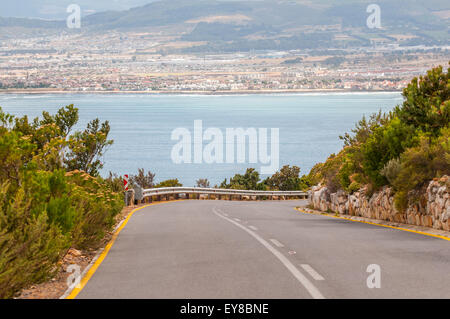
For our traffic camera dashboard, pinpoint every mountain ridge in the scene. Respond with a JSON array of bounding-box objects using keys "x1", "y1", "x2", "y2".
[{"x1": 1, "y1": 0, "x2": 449, "y2": 52}]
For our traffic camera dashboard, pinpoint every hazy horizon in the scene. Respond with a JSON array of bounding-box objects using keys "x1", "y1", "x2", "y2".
[{"x1": 0, "y1": 0, "x2": 156, "y2": 19}]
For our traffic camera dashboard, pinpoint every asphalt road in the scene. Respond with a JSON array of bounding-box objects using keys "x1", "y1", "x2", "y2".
[{"x1": 76, "y1": 200, "x2": 450, "y2": 299}]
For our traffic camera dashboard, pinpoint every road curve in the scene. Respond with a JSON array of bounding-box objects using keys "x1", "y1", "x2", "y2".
[{"x1": 76, "y1": 200, "x2": 450, "y2": 299}]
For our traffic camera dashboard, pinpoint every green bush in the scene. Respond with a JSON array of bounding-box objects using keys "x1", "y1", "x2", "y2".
[
  {"x1": 104, "y1": 172, "x2": 124, "y2": 193},
  {"x1": 348, "y1": 181, "x2": 361, "y2": 194},
  {"x1": 265, "y1": 165, "x2": 305, "y2": 191},
  {"x1": 307, "y1": 63, "x2": 450, "y2": 202},
  {"x1": 219, "y1": 166, "x2": 311, "y2": 191},
  {"x1": 380, "y1": 158, "x2": 402, "y2": 186},
  {"x1": 392, "y1": 128, "x2": 450, "y2": 211},
  {"x1": 155, "y1": 179, "x2": 183, "y2": 188},
  {"x1": 0, "y1": 106, "x2": 123, "y2": 298},
  {"x1": 0, "y1": 181, "x2": 67, "y2": 299},
  {"x1": 220, "y1": 168, "x2": 261, "y2": 190},
  {"x1": 395, "y1": 65, "x2": 450, "y2": 136},
  {"x1": 360, "y1": 117, "x2": 418, "y2": 187}
]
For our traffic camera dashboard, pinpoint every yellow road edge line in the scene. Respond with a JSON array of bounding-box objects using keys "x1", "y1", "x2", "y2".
[
  {"x1": 294, "y1": 207, "x2": 450, "y2": 242},
  {"x1": 66, "y1": 200, "x2": 185, "y2": 299}
]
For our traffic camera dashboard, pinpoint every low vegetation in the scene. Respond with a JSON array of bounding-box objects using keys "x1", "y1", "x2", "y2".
[
  {"x1": 0, "y1": 105, "x2": 123, "y2": 298},
  {"x1": 219, "y1": 165, "x2": 310, "y2": 191},
  {"x1": 196, "y1": 178, "x2": 210, "y2": 188},
  {"x1": 304, "y1": 63, "x2": 450, "y2": 210},
  {"x1": 126, "y1": 168, "x2": 183, "y2": 189}
]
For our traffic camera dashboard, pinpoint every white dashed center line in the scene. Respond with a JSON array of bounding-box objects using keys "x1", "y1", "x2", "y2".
[
  {"x1": 213, "y1": 208, "x2": 325, "y2": 299},
  {"x1": 270, "y1": 239, "x2": 284, "y2": 248},
  {"x1": 301, "y1": 264, "x2": 325, "y2": 281}
]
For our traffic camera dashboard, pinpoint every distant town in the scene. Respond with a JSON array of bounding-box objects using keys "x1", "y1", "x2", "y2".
[{"x1": 1, "y1": 30, "x2": 448, "y2": 94}]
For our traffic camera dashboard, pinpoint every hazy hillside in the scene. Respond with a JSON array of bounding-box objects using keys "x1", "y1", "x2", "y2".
[
  {"x1": 1, "y1": 0, "x2": 449, "y2": 52},
  {"x1": 83, "y1": 0, "x2": 450, "y2": 30}
]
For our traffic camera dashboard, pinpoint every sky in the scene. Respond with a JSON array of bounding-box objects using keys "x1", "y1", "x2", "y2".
[{"x1": 0, "y1": 0, "x2": 157, "y2": 19}]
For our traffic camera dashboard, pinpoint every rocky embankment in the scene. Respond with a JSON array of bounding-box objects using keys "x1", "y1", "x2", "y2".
[{"x1": 309, "y1": 176, "x2": 450, "y2": 231}]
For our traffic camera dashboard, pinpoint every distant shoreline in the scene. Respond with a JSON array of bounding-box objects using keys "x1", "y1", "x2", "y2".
[{"x1": 0, "y1": 89, "x2": 402, "y2": 95}]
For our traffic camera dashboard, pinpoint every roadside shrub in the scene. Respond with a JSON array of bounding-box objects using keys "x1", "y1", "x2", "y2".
[
  {"x1": 220, "y1": 168, "x2": 261, "y2": 190},
  {"x1": 309, "y1": 63, "x2": 449, "y2": 200},
  {"x1": 196, "y1": 178, "x2": 210, "y2": 188},
  {"x1": 0, "y1": 182, "x2": 67, "y2": 299},
  {"x1": 104, "y1": 172, "x2": 124, "y2": 193},
  {"x1": 360, "y1": 117, "x2": 418, "y2": 188},
  {"x1": 393, "y1": 190, "x2": 409, "y2": 212},
  {"x1": 66, "y1": 170, "x2": 123, "y2": 248},
  {"x1": 380, "y1": 158, "x2": 402, "y2": 186},
  {"x1": 316, "y1": 152, "x2": 346, "y2": 193},
  {"x1": 0, "y1": 106, "x2": 123, "y2": 298},
  {"x1": 265, "y1": 165, "x2": 304, "y2": 191},
  {"x1": 348, "y1": 181, "x2": 361, "y2": 194},
  {"x1": 130, "y1": 168, "x2": 155, "y2": 189},
  {"x1": 155, "y1": 179, "x2": 183, "y2": 188},
  {"x1": 392, "y1": 128, "x2": 450, "y2": 210},
  {"x1": 220, "y1": 166, "x2": 311, "y2": 191},
  {"x1": 395, "y1": 65, "x2": 450, "y2": 136}
]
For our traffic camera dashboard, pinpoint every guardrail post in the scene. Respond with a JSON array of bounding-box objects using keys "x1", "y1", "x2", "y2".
[
  {"x1": 133, "y1": 186, "x2": 144, "y2": 205},
  {"x1": 125, "y1": 189, "x2": 135, "y2": 207}
]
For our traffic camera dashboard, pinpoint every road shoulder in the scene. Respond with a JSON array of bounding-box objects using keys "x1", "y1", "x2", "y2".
[{"x1": 295, "y1": 206, "x2": 450, "y2": 242}]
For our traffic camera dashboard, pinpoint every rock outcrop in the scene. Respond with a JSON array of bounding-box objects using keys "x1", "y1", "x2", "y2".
[{"x1": 308, "y1": 176, "x2": 450, "y2": 231}]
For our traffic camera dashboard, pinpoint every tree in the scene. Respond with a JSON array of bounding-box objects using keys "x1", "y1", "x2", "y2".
[
  {"x1": 219, "y1": 178, "x2": 228, "y2": 189},
  {"x1": 223, "y1": 168, "x2": 261, "y2": 190},
  {"x1": 340, "y1": 111, "x2": 390, "y2": 147},
  {"x1": 155, "y1": 179, "x2": 182, "y2": 188},
  {"x1": 196, "y1": 178, "x2": 210, "y2": 188},
  {"x1": 395, "y1": 64, "x2": 450, "y2": 136},
  {"x1": 265, "y1": 165, "x2": 304, "y2": 191},
  {"x1": 9, "y1": 105, "x2": 113, "y2": 176},
  {"x1": 65, "y1": 119, "x2": 113, "y2": 176},
  {"x1": 40, "y1": 104, "x2": 79, "y2": 137},
  {"x1": 130, "y1": 168, "x2": 155, "y2": 189}
]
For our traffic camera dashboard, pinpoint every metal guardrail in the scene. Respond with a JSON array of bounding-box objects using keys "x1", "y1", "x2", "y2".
[{"x1": 141, "y1": 187, "x2": 307, "y2": 198}]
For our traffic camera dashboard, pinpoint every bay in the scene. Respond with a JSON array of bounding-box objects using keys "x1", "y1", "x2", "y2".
[{"x1": 0, "y1": 93, "x2": 402, "y2": 186}]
